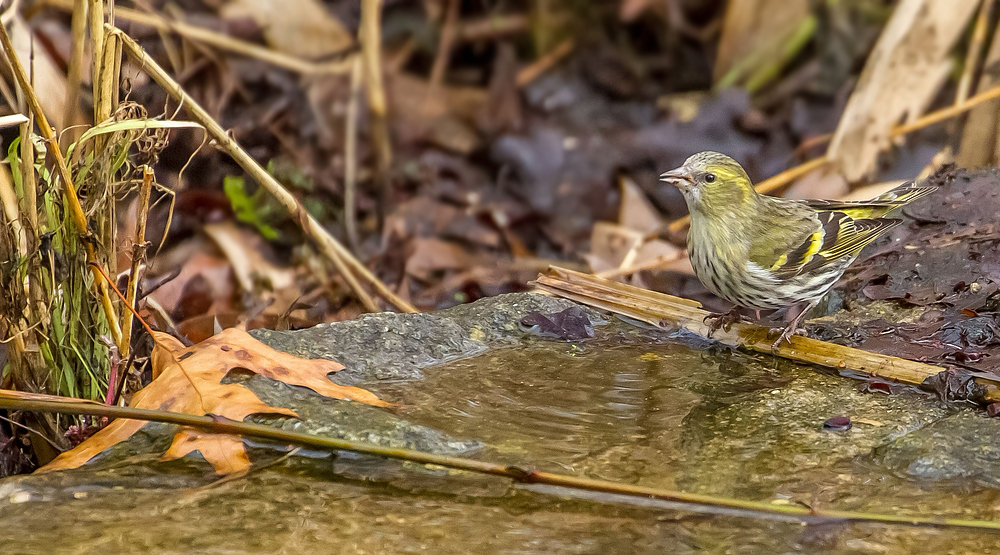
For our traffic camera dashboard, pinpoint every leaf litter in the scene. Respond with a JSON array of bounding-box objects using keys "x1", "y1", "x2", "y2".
[{"x1": 40, "y1": 328, "x2": 386, "y2": 474}]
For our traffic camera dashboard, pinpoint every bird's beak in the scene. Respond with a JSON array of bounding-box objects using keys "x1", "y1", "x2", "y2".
[{"x1": 659, "y1": 166, "x2": 694, "y2": 190}]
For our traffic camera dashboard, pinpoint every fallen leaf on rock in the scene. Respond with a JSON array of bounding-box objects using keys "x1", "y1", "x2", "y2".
[
  {"x1": 520, "y1": 306, "x2": 596, "y2": 340},
  {"x1": 41, "y1": 328, "x2": 385, "y2": 474}
]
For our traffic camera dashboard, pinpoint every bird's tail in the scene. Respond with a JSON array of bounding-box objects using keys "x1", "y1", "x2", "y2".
[
  {"x1": 803, "y1": 180, "x2": 937, "y2": 218},
  {"x1": 869, "y1": 180, "x2": 937, "y2": 205}
]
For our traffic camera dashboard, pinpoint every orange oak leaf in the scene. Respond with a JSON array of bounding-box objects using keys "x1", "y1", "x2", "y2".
[{"x1": 41, "y1": 328, "x2": 385, "y2": 474}]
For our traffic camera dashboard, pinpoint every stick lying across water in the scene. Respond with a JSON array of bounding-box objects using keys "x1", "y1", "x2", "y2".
[
  {"x1": 4, "y1": 392, "x2": 1000, "y2": 531},
  {"x1": 532, "y1": 266, "x2": 1000, "y2": 402}
]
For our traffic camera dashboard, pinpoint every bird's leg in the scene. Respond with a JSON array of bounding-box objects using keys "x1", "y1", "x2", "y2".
[
  {"x1": 704, "y1": 306, "x2": 747, "y2": 337},
  {"x1": 770, "y1": 301, "x2": 818, "y2": 352}
]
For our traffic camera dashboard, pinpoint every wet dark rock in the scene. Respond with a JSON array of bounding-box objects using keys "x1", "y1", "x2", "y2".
[
  {"x1": 868, "y1": 410, "x2": 1000, "y2": 488},
  {"x1": 677, "y1": 372, "x2": 947, "y2": 499},
  {"x1": 251, "y1": 292, "x2": 601, "y2": 383},
  {"x1": 15, "y1": 294, "x2": 592, "y2": 476},
  {"x1": 817, "y1": 169, "x2": 1000, "y2": 375}
]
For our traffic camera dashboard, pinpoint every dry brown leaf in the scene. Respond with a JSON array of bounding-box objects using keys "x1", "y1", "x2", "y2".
[
  {"x1": 827, "y1": 0, "x2": 978, "y2": 181},
  {"x1": 585, "y1": 222, "x2": 645, "y2": 274},
  {"x1": 388, "y1": 74, "x2": 487, "y2": 152},
  {"x1": 618, "y1": 177, "x2": 661, "y2": 235},
  {"x1": 203, "y1": 222, "x2": 296, "y2": 293},
  {"x1": 405, "y1": 237, "x2": 476, "y2": 282},
  {"x1": 220, "y1": 0, "x2": 352, "y2": 60},
  {"x1": 41, "y1": 328, "x2": 385, "y2": 474}
]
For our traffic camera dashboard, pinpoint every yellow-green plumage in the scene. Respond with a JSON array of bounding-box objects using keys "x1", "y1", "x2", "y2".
[{"x1": 660, "y1": 151, "x2": 935, "y2": 346}]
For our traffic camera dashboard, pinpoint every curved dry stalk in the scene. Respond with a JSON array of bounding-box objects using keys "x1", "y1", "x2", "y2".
[
  {"x1": 113, "y1": 25, "x2": 418, "y2": 314},
  {"x1": 3, "y1": 394, "x2": 1000, "y2": 531}
]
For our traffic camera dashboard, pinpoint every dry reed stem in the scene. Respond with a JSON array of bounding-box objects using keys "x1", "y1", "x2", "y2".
[
  {"x1": 16, "y1": 116, "x2": 34, "y2": 232},
  {"x1": 6, "y1": 394, "x2": 1000, "y2": 530},
  {"x1": 0, "y1": 20, "x2": 123, "y2": 346},
  {"x1": 120, "y1": 166, "x2": 154, "y2": 359},
  {"x1": 61, "y1": 0, "x2": 87, "y2": 139},
  {"x1": 88, "y1": 0, "x2": 106, "y2": 121},
  {"x1": 533, "y1": 267, "x2": 1000, "y2": 400},
  {"x1": 114, "y1": 26, "x2": 418, "y2": 314}
]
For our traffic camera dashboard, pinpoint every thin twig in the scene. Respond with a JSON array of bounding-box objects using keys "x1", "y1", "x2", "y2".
[
  {"x1": 427, "y1": 0, "x2": 460, "y2": 103},
  {"x1": 457, "y1": 13, "x2": 530, "y2": 42},
  {"x1": 88, "y1": 262, "x2": 207, "y2": 409},
  {"x1": 114, "y1": 26, "x2": 417, "y2": 313},
  {"x1": 956, "y1": 0, "x2": 994, "y2": 105},
  {"x1": 595, "y1": 253, "x2": 686, "y2": 279},
  {"x1": 4, "y1": 393, "x2": 1000, "y2": 531},
  {"x1": 891, "y1": 81, "x2": 1000, "y2": 138},
  {"x1": 344, "y1": 55, "x2": 362, "y2": 253},
  {"x1": 360, "y1": 0, "x2": 393, "y2": 232},
  {"x1": 516, "y1": 37, "x2": 574, "y2": 87},
  {"x1": 0, "y1": 18, "x2": 124, "y2": 346}
]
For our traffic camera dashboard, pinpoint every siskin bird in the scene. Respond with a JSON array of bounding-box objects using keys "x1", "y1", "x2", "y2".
[{"x1": 660, "y1": 151, "x2": 936, "y2": 349}]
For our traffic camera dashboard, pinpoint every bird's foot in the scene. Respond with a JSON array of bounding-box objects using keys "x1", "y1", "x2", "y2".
[
  {"x1": 704, "y1": 307, "x2": 749, "y2": 337},
  {"x1": 769, "y1": 325, "x2": 809, "y2": 353}
]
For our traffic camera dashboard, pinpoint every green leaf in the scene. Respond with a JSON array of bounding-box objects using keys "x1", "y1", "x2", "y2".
[{"x1": 223, "y1": 176, "x2": 280, "y2": 241}]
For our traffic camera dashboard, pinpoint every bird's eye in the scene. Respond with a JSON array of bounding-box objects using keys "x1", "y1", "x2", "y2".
[{"x1": 704, "y1": 173, "x2": 716, "y2": 183}]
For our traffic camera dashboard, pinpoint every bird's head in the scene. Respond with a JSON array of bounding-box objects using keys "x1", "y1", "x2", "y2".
[{"x1": 659, "y1": 151, "x2": 756, "y2": 215}]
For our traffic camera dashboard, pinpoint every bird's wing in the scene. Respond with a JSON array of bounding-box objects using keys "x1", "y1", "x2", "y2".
[
  {"x1": 765, "y1": 211, "x2": 901, "y2": 279},
  {"x1": 802, "y1": 181, "x2": 936, "y2": 219}
]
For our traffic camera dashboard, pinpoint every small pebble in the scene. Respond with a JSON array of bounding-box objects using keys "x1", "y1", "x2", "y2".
[{"x1": 823, "y1": 416, "x2": 852, "y2": 432}]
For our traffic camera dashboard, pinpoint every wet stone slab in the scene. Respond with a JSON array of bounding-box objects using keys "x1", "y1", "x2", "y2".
[
  {"x1": 4, "y1": 292, "x2": 1000, "y2": 553},
  {"x1": 250, "y1": 292, "x2": 600, "y2": 383}
]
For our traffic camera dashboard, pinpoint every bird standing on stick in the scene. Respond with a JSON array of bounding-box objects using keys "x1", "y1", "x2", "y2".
[{"x1": 660, "y1": 151, "x2": 935, "y2": 349}]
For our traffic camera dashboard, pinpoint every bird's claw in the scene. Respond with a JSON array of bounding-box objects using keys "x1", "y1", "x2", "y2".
[
  {"x1": 769, "y1": 326, "x2": 809, "y2": 353},
  {"x1": 704, "y1": 308, "x2": 747, "y2": 337}
]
